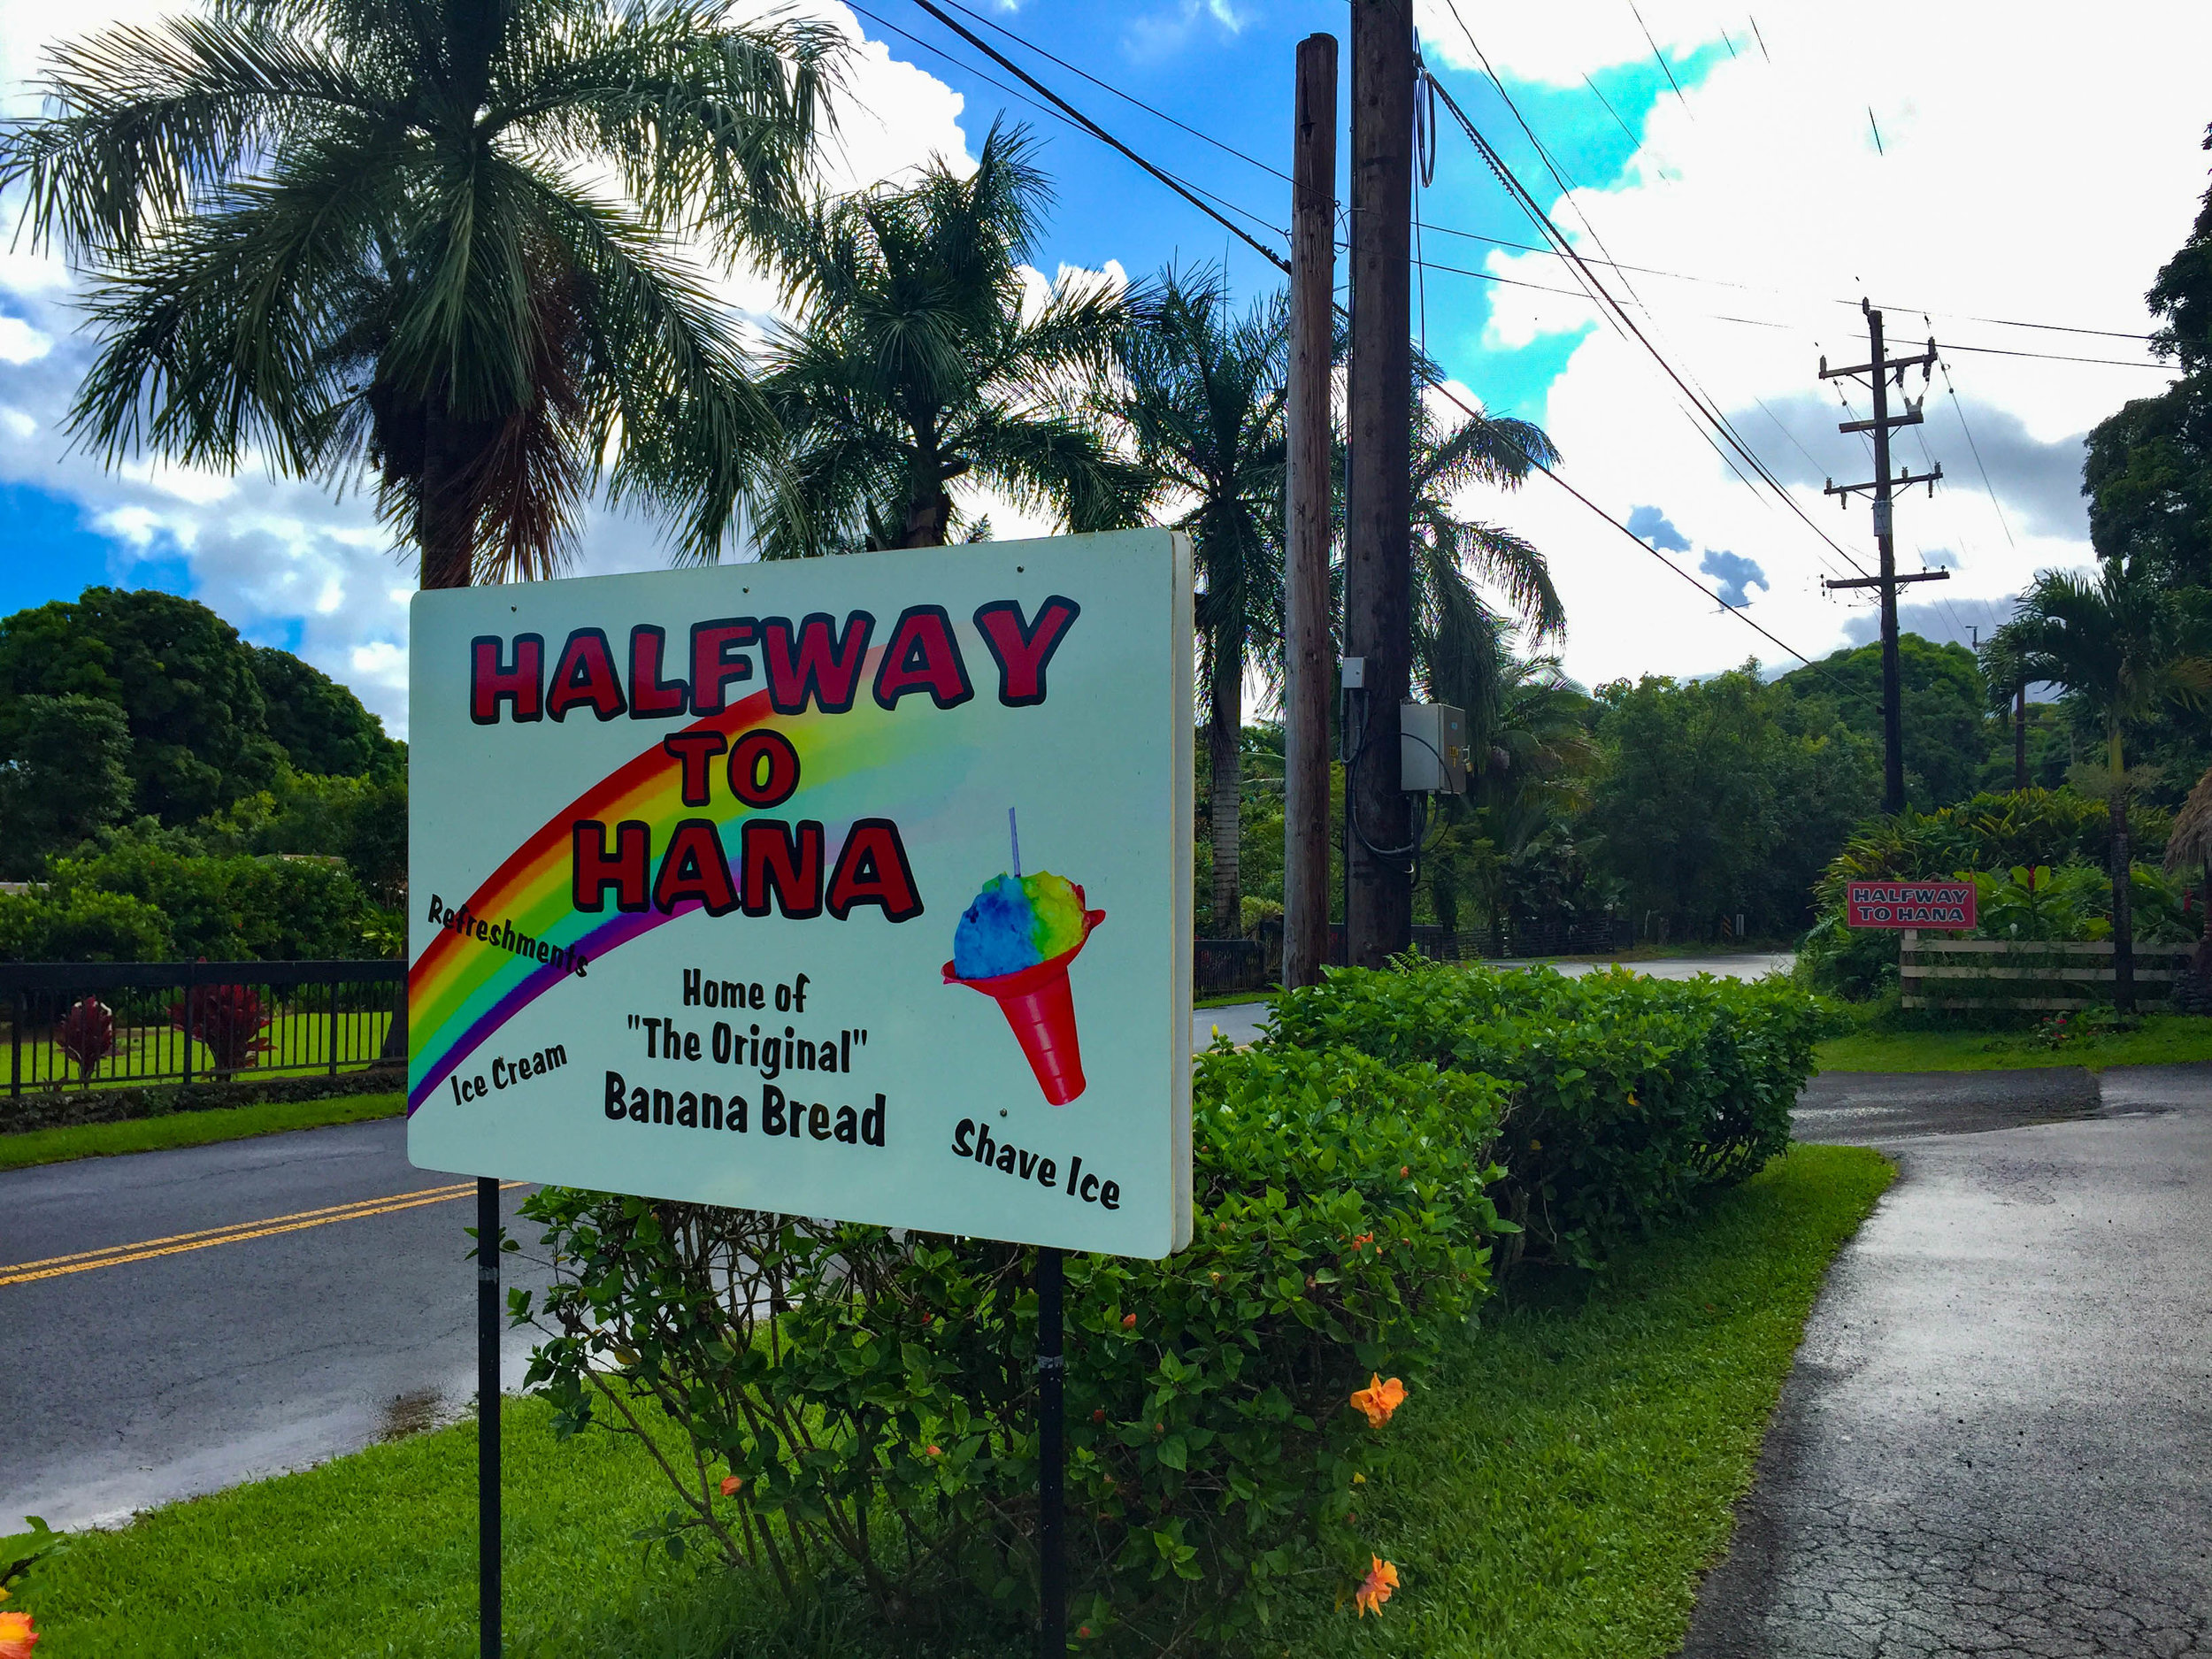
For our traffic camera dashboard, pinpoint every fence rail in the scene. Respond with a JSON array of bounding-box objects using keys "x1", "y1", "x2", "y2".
[
  {"x1": 3, "y1": 960, "x2": 404, "y2": 1099},
  {"x1": 1900, "y1": 932, "x2": 2195, "y2": 1011}
]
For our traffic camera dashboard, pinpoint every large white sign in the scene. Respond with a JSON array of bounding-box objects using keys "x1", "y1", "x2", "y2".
[{"x1": 406, "y1": 531, "x2": 1194, "y2": 1256}]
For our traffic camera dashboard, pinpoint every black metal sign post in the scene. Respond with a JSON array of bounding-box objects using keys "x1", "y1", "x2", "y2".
[
  {"x1": 479, "y1": 1175, "x2": 503, "y2": 1659},
  {"x1": 1036, "y1": 1246, "x2": 1066, "y2": 1658}
]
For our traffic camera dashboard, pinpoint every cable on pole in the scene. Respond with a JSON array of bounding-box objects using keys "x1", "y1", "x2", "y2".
[{"x1": 895, "y1": 0, "x2": 1292, "y2": 273}]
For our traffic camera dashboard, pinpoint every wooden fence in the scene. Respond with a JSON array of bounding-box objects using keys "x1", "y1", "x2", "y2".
[{"x1": 1899, "y1": 931, "x2": 2196, "y2": 1012}]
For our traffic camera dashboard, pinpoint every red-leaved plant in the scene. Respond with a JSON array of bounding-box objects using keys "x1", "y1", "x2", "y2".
[
  {"x1": 170, "y1": 982, "x2": 271, "y2": 1074},
  {"x1": 56, "y1": 996, "x2": 116, "y2": 1087}
]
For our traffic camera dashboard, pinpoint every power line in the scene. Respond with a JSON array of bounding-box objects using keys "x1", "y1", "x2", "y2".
[
  {"x1": 1400, "y1": 240, "x2": 2167, "y2": 371},
  {"x1": 879, "y1": 1, "x2": 1292, "y2": 273},
  {"x1": 1935, "y1": 354, "x2": 2016, "y2": 550},
  {"x1": 926, "y1": 0, "x2": 1293, "y2": 185},
  {"x1": 1422, "y1": 373, "x2": 1834, "y2": 671},
  {"x1": 1933, "y1": 340, "x2": 2168, "y2": 371},
  {"x1": 1627, "y1": 0, "x2": 1693, "y2": 117},
  {"x1": 886, "y1": 5, "x2": 2161, "y2": 353},
  {"x1": 1427, "y1": 69, "x2": 1870, "y2": 579},
  {"x1": 1405, "y1": 219, "x2": 2155, "y2": 343}
]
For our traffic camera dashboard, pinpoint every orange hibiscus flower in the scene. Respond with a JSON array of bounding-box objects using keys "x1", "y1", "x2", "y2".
[
  {"x1": 1353, "y1": 1556, "x2": 1399, "y2": 1616},
  {"x1": 1349, "y1": 1374, "x2": 1407, "y2": 1428},
  {"x1": 0, "y1": 1608, "x2": 39, "y2": 1657}
]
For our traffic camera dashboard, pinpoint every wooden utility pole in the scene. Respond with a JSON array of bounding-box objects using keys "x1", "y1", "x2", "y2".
[
  {"x1": 1282, "y1": 32, "x2": 1338, "y2": 990},
  {"x1": 1343, "y1": 0, "x2": 1415, "y2": 968},
  {"x1": 1820, "y1": 301, "x2": 1945, "y2": 816}
]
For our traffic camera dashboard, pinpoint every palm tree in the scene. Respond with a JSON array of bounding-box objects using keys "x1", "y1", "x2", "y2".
[
  {"x1": 2162, "y1": 764, "x2": 2212, "y2": 986},
  {"x1": 0, "y1": 0, "x2": 838, "y2": 591},
  {"x1": 759, "y1": 120, "x2": 1147, "y2": 557},
  {"x1": 1109, "y1": 265, "x2": 1286, "y2": 934},
  {"x1": 1977, "y1": 634, "x2": 2033, "y2": 791},
  {"x1": 1407, "y1": 388, "x2": 1565, "y2": 728},
  {"x1": 1992, "y1": 559, "x2": 2211, "y2": 1008}
]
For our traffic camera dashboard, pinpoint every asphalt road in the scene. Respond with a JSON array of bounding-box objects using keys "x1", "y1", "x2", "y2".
[
  {"x1": 1686, "y1": 1064, "x2": 2212, "y2": 1657},
  {"x1": 1, "y1": 1118, "x2": 546, "y2": 1533}
]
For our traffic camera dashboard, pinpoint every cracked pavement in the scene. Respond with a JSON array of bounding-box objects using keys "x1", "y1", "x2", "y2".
[{"x1": 1684, "y1": 1064, "x2": 2212, "y2": 1657}]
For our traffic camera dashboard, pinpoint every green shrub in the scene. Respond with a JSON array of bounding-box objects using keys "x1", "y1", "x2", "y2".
[
  {"x1": 1798, "y1": 860, "x2": 2196, "y2": 998},
  {"x1": 1260, "y1": 958, "x2": 1825, "y2": 1267},
  {"x1": 518, "y1": 1048, "x2": 1507, "y2": 1652},
  {"x1": 0, "y1": 887, "x2": 173, "y2": 962},
  {"x1": 35, "y1": 833, "x2": 376, "y2": 959}
]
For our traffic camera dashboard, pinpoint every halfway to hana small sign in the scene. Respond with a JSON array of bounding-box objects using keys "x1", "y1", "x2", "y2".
[
  {"x1": 405, "y1": 530, "x2": 1195, "y2": 1257},
  {"x1": 1845, "y1": 880, "x2": 1977, "y2": 930}
]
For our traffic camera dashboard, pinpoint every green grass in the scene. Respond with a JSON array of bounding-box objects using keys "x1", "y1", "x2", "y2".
[
  {"x1": 0, "y1": 1091, "x2": 403, "y2": 1171},
  {"x1": 1193, "y1": 988, "x2": 1276, "y2": 1010},
  {"x1": 4, "y1": 1009, "x2": 394, "y2": 1094},
  {"x1": 9, "y1": 1145, "x2": 1891, "y2": 1659},
  {"x1": 1816, "y1": 1010, "x2": 2212, "y2": 1071},
  {"x1": 1281, "y1": 1143, "x2": 1893, "y2": 1658}
]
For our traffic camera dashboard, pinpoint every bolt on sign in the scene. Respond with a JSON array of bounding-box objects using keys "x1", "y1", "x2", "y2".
[
  {"x1": 406, "y1": 531, "x2": 1195, "y2": 1256},
  {"x1": 1845, "y1": 879, "x2": 1977, "y2": 930}
]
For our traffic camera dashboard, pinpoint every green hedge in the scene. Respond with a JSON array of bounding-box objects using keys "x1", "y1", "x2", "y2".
[
  {"x1": 522, "y1": 1048, "x2": 1506, "y2": 1650},
  {"x1": 1261, "y1": 959, "x2": 1828, "y2": 1267},
  {"x1": 517, "y1": 961, "x2": 1826, "y2": 1652}
]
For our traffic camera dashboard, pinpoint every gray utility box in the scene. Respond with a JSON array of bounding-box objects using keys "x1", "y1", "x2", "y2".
[{"x1": 1400, "y1": 702, "x2": 1469, "y2": 795}]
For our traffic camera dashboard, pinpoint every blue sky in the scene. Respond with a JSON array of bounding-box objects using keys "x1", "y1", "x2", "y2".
[{"x1": 0, "y1": 0, "x2": 2200, "y2": 729}]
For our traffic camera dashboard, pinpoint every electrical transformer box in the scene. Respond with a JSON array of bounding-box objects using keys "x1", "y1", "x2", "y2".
[{"x1": 1400, "y1": 702, "x2": 1469, "y2": 795}]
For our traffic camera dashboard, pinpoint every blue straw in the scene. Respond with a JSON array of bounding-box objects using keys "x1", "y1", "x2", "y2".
[{"x1": 1009, "y1": 806, "x2": 1021, "y2": 878}]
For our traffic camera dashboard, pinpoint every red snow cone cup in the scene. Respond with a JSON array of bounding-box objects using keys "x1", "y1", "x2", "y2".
[{"x1": 944, "y1": 906, "x2": 1105, "y2": 1104}]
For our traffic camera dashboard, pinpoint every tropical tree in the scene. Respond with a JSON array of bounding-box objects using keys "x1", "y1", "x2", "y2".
[
  {"x1": 1406, "y1": 388, "x2": 1565, "y2": 728},
  {"x1": 1109, "y1": 265, "x2": 1286, "y2": 933},
  {"x1": 760, "y1": 120, "x2": 1147, "y2": 557},
  {"x1": 1991, "y1": 559, "x2": 2212, "y2": 1008},
  {"x1": 0, "y1": 0, "x2": 840, "y2": 591},
  {"x1": 1976, "y1": 633, "x2": 2032, "y2": 794}
]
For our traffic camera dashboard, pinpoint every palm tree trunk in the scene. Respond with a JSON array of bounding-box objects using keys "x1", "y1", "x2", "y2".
[
  {"x1": 2108, "y1": 725, "x2": 2134, "y2": 1012},
  {"x1": 1208, "y1": 647, "x2": 1243, "y2": 938},
  {"x1": 2013, "y1": 687, "x2": 2027, "y2": 791},
  {"x1": 419, "y1": 403, "x2": 476, "y2": 592}
]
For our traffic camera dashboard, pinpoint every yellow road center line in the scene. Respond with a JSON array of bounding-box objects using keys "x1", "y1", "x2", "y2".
[
  {"x1": 1, "y1": 1182, "x2": 478, "y2": 1275},
  {"x1": 0, "y1": 1181, "x2": 526, "y2": 1288}
]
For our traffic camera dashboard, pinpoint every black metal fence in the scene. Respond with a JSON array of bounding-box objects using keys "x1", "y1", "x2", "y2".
[{"x1": 3, "y1": 960, "x2": 405, "y2": 1099}]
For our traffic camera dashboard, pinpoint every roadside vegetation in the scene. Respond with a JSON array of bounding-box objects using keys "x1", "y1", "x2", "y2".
[
  {"x1": 8, "y1": 1139, "x2": 1888, "y2": 1659},
  {"x1": 0, "y1": 1091, "x2": 401, "y2": 1172}
]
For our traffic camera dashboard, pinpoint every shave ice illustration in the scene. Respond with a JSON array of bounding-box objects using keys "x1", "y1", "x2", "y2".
[{"x1": 944, "y1": 809, "x2": 1104, "y2": 1104}]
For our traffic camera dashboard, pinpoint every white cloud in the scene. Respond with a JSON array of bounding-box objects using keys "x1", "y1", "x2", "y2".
[
  {"x1": 0, "y1": 315, "x2": 50, "y2": 363},
  {"x1": 0, "y1": 0, "x2": 984, "y2": 735},
  {"x1": 1416, "y1": 0, "x2": 1726, "y2": 85},
  {"x1": 1448, "y1": 0, "x2": 2207, "y2": 684}
]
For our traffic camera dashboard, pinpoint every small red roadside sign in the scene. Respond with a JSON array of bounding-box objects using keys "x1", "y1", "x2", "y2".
[{"x1": 1845, "y1": 879, "x2": 1977, "y2": 930}]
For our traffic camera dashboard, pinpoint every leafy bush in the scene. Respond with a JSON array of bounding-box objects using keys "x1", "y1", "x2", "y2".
[
  {"x1": 1799, "y1": 860, "x2": 2197, "y2": 998},
  {"x1": 1260, "y1": 958, "x2": 1824, "y2": 1267},
  {"x1": 518, "y1": 1048, "x2": 1508, "y2": 1652},
  {"x1": 35, "y1": 831, "x2": 378, "y2": 959},
  {"x1": 172, "y1": 981, "x2": 273, "y2": 1073},
  {"x1": 56, "y1": 996, "x2": 117, "y2": 1085},
  {"x1": 1816, "y1": 787, "x2": 2162, "y2": 903},
  {"x1": 0, "y1": 887, "x2": 173, "y2": 963}
]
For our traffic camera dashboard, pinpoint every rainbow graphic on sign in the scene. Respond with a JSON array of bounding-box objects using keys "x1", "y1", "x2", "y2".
[{"x1": 406, "y1": 653, "x2": 979, "y2": 1112}]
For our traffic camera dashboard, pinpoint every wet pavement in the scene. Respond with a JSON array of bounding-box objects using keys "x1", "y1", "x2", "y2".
[
  {"x1": 0, "y1": 1118, "x2": 546, "y2": 1533},
  {"x1": 1685, "y1": 1064, "x2": 2212, "y2": 1657}
]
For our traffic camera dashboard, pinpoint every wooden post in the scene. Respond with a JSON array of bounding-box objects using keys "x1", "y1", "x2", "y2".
[
  {"x1": 1343, "y1": 0, "x2": 1415, "y2": 970},
  {"x1": 1282, "y1": 30, "x2": 1338, "y2": 991},
  {"x1": 1900, "y1": 927, "x2": 1917, "y2": 1007}
]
